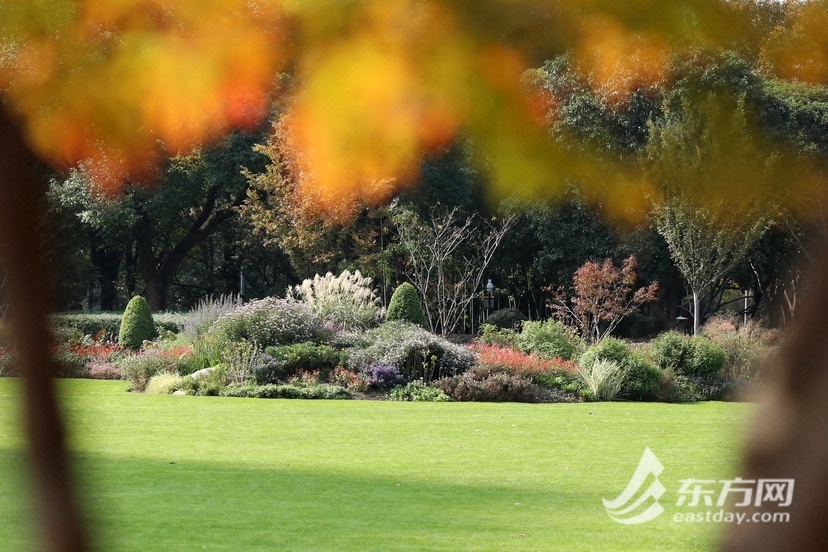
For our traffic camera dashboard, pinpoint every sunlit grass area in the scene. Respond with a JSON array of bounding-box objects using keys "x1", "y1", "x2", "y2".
[{"x1": 0, "y1": 379, "x2": 752, "y2": 551}]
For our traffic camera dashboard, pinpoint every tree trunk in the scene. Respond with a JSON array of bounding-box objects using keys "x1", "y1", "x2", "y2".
[
  {"x1": 0, "y1": 108, "x2": 89, "y2": 552},
  {"x1": 89, "y1": 232, "x2": 122, "y2": 311},
  {"x1": 144, "y1": 275, "x2": 171, "y2": 312},
  {"x1": 692, "y1": 289, "x2": 701, "y2": 335}
]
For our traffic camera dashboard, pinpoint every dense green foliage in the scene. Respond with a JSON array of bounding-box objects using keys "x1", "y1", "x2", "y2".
[
  {"x1": 54, "y1": 312, "x2": 184, "y2": 337},
  {"x1": 385, "y1": 283, "x2": 428, "y2": 327},
  {"x1": 621, "y1": 353, "x2": 664, "y2": 402},
  {"x1": 518, "y1": 319, "x2": 583, "y2": 361},
  {"x1": 484, "y1": 308, "x2": 526, "y2": 329},
  {"x1": 118, "y1": 297, "x2": 157, "y2": 350},
  {"x1": 255, "y1": 342, "x2": 340, "y2": 384},
  {"x1": 650, "y1": 331, "x2": 727, "y2": 381},
  {"x1": 579, "y1": 338, "x2": 631, "y2": 370}
]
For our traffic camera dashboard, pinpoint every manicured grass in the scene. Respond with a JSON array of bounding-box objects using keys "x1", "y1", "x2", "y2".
[{"x1": 0, "y1": 379, "x2": 753, "y2": 551}]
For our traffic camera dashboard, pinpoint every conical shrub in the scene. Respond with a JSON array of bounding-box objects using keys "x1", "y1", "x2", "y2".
[
  {"x1": 119, "y1": 296, "x2": 157, "y2": 350},
  {"x1": 386, "y1": 283, "x2": 428, "y2": 328}
]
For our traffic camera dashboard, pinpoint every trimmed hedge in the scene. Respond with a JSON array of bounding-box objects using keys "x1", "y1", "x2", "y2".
[{"x1": 53, "y1": 312, "x2": 185, "y2": 337}]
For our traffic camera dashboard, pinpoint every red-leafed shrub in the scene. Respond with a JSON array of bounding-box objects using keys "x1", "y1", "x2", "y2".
[
  {"x1": 470, "y1": 343, "x2": 577, "y2": 376},
  {"x1": 71, "y1": 342, "x2": 122, "y2": 364},
  {"x1": 468, "y1": 343, "x2": 582, "y2": 397}
]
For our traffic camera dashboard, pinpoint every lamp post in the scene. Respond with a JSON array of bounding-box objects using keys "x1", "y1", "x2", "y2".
[{"x1": 484, "y1": 279, "x2": 495, "y2": 311}]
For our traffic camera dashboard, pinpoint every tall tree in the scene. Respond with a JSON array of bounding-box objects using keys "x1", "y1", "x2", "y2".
[
  {"x1": 655, "y1": 195, "x2": 766, "y2": 334},
  {"x1": 50, "y1": 131, "x2": 267, "y2": 311}
]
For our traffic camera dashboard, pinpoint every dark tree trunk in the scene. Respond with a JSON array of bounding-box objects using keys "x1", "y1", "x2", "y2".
[
  {"x1": 133, "y1": 185, "x2": 239, "y2": 311},
  {"x1": 89, "y1": 231, "x2": 122, "y2": 311},
  {"x1": 0, "y1": 109, "x2": 89, "y2": 551}
]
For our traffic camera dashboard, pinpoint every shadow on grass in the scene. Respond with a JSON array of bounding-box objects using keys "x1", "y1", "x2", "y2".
[{"x1": 0, "y1": 449, "x2": 718, "y2": 552}]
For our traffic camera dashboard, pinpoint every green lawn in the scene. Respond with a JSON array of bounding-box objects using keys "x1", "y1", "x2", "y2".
[{"x1": 0, "y1": 379, "x2": 753, "y2": 551}]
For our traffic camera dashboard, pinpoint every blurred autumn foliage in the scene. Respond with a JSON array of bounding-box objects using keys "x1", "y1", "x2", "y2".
[{"x1": 2, "y1": 0, "x2": 827, "y2": 215}]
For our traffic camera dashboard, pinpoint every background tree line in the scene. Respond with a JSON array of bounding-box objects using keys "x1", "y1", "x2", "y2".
[{"x1": 44, "y1": 41, "x2": 828, "y2": 336}]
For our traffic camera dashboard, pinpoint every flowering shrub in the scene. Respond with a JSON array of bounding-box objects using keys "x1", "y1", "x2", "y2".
[
  {"x1": 469, "y1": 343, "x2": 581, "y2": 397},
  {"x1": 433, "y1": 372, "x2": 540, "y2": 403},
  {"x1": 365, "y1": 363, "x2": 404, "y2": 389},
  {"x1": 289, "y1": 270, "x2": 384, "y2": 331},
  {"x1": 347, "y1": 321, "x2": 474, "y2": 382},
  {"x1": 87, "y1": 362, "x2": 122, "y2": 380},
  {"x1": 208, "y1": 297, "x2": 325, "y2": 347},
  {"x1": 251, "y1": 354, "x2": 291, "y2": 384},
  {"x1": 71, "y1": 342, "x2": 123, "y2": 364},
  {"x1": 328, "y1": 366, "x2": 368, "y2": 392},
  {"x1": 182, "y1": 294, "x2": 243, "y2": 340}
]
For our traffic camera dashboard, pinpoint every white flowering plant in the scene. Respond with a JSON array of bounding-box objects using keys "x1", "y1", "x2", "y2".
[{"x1": 289, "y1": 270, "x2": 384, "y2": 331}]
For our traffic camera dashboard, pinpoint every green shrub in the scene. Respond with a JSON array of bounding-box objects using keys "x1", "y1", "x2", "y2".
[
  {"x1": 347, "y1": 321, "x2": 474, "y2": 382},
  {"x1": 389, "y1": 380, "x2": 451, "y2": 402},
  {"x1": 179, "y1": 366, "x2": 228, "y2": 396},
  {"x1": 484, "y1": 308, "x2": 526, "y2": 330},
  {"x1": 433, "y1": 372, "x2": 539, "y2": 403},
  {"x1": 657, "y1": 369, "x2": 702, "y2": 403},
  {"x1": 577, "y1": 359, "x2": 627, "y2": 401},
  {"x1": 221, "y1": 382, "x2": 351, "y2": 400},
  {"x1": 386, "y1": 283, "x2": 428, "y2": 327},
  {"x1": 146, "y1": 373, "x2": 183, "y2": 394},
  {"x1": 621, "y1": 352, "x2": 663, "y2": 402},
  {"x1": 649, "y1": 331, "x2": 726, "y2": 381},
  {"x1": 650, "y1": 331, "x2": 693, "y2": 372},
  {"x1": 518, "y1": 319, "x2": 583, "y2": 361},
  {"x1": 207, "y1": 297, "x2": 324, "y2": 347},
  {"x1": 476, "y1": 324, "x2": 520, "y2": 348},
  {"x1": 154, "y1": 312, "x2": 187, "y2": 333},
  {"x1": 255, "y1": 342, "x2": 340, "y2": 384},
  {"x1": 289, "y1": 270, "x2": 384, "y2": 331},
  {"x1": 578, "y1": 337, "x2": 630, "y2": 369},
  {"x1": 686, "y1": 337, "x2": 727, "y2": 379},
  {"x1": 119, "y1": 297, "x2": 158, "y2": 350}
]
